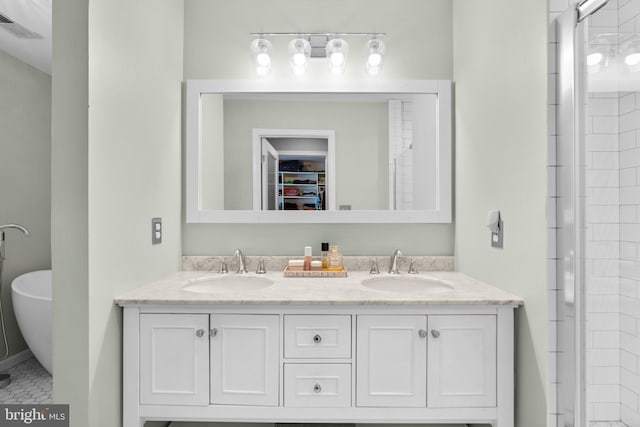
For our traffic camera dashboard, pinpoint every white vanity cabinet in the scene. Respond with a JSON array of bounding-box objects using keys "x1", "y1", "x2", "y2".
[
  {"x1": 123, "y1": 305, "x2": 516, "y2": 427},
  {"x1": 427, "y1": 314, "x2": 497, "y2": 408},
  {"x1": 139, "y1": 314, "x2": 210, "y2": 406},
  {"x1": 210, "y1": 314, "x2": 280, "y2": 406},
  {"x1": 356, "y1": 315, "x2": 427, "y2": 407}
]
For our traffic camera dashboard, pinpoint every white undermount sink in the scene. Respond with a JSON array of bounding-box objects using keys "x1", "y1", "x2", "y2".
[
  {"x1": 182, "y1": 275, "x2": 274, "y2": 294},
  {"x1": 361, "y1": 276, "x2": 453, "y2": 294}
]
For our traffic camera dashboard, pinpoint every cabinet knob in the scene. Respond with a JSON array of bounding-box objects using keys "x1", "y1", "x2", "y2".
[
  {"x1": 313, "y1": 334, "x2": 322, "y2": 344},
  {"x1": 431, "y1": 329, "x2": 440, "y2": 339},
  {"x1": 210, "y1": 328, "x2": 219, "y2": 337},
  {"x1": 313, "y1": 384, "x2": 322, "y2": 393},
  {"x1": 418, "y1": 329, "x2": 427, "y2": 339},
  {"x1": 196, "y1": 329, "x2": 205, "y2": 338}
]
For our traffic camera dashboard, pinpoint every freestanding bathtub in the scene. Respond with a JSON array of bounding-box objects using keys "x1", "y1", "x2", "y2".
[{"x1": 11, "y1": 270, "x2": 52, "y2": 374}]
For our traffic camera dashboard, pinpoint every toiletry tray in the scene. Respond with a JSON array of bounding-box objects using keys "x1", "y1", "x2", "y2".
[{"x1": 283, "y1": 267, "x2": 348, "y2": 278}]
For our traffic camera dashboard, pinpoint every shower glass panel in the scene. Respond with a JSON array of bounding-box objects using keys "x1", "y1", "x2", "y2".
[{"x1": 563, "y1": 0, "x2": 640, "y2": 425}]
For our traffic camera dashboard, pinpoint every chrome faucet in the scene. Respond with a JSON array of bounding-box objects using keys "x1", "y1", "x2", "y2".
[
  {"x1": 234, "y1": 248, "x2": 249, "y2": 274},
  {"x1": 389, "y1": 249, "x2": 403, "y2": 274},
  {"x1": 0, "y1": 224, "x2": 30, "y2": 260}
]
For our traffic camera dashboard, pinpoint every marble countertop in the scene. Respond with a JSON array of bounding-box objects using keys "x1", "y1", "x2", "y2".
[{"x1": 114, "y1": 270, "x2": 523, "y2": 306}]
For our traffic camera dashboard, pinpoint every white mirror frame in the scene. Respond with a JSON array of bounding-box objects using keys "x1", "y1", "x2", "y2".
[{"x1": 186, "y1": 79, "x2": 452, "y2": 223}]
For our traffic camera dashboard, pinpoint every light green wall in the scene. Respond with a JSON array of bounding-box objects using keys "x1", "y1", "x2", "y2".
[
  {"x1": 51, "y1": 0, "x2": 90, "y2": 423},
  {"x1": 52, "y1": 0, "x2": 184, "y2": 426},
  {"x1": 453, "y1": 0, "x2": 548, "y2": 426},
  {"x1": 0, "y1": 50, "x2": 51, "y2": 359},
  {"x1": 218, "y1": 99, "x2": 388, "y2": 210},
  {"x1": 183, "y1": 0, "x2": 455, "y2": 256}
]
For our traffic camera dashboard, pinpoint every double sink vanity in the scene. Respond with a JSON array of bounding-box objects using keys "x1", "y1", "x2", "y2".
[{"x1": 116, "y1": 255, "x2": 522, "y2": 427}]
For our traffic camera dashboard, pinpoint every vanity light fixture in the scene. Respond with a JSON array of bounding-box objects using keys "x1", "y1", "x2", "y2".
[
  {"x1": 365, "y1": 37, "x2": 386, "y2": 76},
  {"x1": 250, "y1": 37, "x2": 273, "y2": 76},
  {"x1": 288, "y1": 38, "x2": 311, "y2": 75},
  {"x1": 249, "y1": 32, "x2": 385, "y2": 76},
  {"x1": 326, "y1": 38, "x2": 349, "y2": 75}
]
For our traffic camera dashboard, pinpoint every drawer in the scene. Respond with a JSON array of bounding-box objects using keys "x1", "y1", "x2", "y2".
[
  {"x1": 284, "y1": 364, "x2": 351, "y2": 407},
  {"x1": 284, "y1": 315, "x2": 351, "y2": 359}
]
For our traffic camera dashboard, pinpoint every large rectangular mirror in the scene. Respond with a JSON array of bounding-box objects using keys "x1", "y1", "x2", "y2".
[{"x1": 186, "y1": 80, "x2": 451, "y2": 223}]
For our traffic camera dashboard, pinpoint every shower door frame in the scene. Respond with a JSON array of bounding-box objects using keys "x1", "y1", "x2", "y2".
[{"x1": 556, "y1": 1, "x2": 609, "y2": 426}]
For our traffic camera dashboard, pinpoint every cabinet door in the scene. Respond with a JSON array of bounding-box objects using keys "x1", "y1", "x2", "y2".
[
  {"x1": 427, "y1": 315, "x2": 497, "y2": 408},
  {"x1": 356, "y1": 315, "x2": 427, "y2": 407},
  {"x1": 139, "y1": 314, "x2": 209, "y2": 405},
  {"x1": 210, "y1": 314, "x2": 280, "y2": 406}
]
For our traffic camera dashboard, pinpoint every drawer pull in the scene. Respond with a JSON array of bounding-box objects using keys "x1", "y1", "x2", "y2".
[
  {"x1": 313, "y1": 383, "x2": 322, "y2": 393},
  {"x1": 418, "y1": 329, "x2": 427, "y2": 339},
  {"x1": 210, "y1": 328, "x2": 219, "y2": 337},
  {"x1": 431, "y1": 329, "x2": 440, "y2": 339},
  {"x1": 313, "y1": 334, "x2": 322, "y2": 344},
  {"x1": 196, "y1": 329, "x2": 205, "y2": 338}
]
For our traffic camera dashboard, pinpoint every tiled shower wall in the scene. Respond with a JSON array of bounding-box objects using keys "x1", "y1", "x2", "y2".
[{"x1": 549, "y1": 0, "x2": 640, "y2": 425}]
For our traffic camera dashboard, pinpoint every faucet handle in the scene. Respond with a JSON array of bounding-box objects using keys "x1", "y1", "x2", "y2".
[
  {"x1": 408, "y1": 258, "x2": 419, "y2": 274},
  {"x1": 219, "y1": 258, "x2": 228, "y2": 274},
  {"x1": 256, "y1": 257, "x2": 267, "y2": 274},
  {"x1": 369, "y1": 258, "x2": 380, "y2": 274}
]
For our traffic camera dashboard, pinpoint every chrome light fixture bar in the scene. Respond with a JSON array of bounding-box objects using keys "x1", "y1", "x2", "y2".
[{"x1": 250, "y1": 32, "x2": 386, "y2": 76}]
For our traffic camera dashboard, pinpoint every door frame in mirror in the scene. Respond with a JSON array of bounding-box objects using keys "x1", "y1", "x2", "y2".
[{"x1": 185, "y1": 79, "x2": 451, "y2": 223}]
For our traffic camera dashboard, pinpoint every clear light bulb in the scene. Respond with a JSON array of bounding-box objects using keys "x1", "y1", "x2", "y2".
[
  {"x1": 587, "y1": 52, "x2": 603, "y2": 66},
  {"x1": 625, "y1": 52, "x2": 640, "y2": 66},
  {"x1": 368, "y1": 53, "x2": 382, "y2": 67}
]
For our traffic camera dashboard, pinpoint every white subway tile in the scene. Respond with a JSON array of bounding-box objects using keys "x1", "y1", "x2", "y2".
[
  {"x1": 592, "y1": 258, "x2": 621, "y2": 277},
  {"x1": 587, "y1": 170, "x2": 620, "y2": 188},
  {"x1": 621, "y1": 205, "x2": 638, "y2": 223},
  {"x1": 588, "y1": 97, "x2": 620, "y2": 117},
  {"x1": 620, "y1": 186, "x2": 640, "y2": 205},
  {"x1": 594, "y1": 366, "x2": 621, "y2": 384},
  {"x1": 621, "y1": 369, "x2": 640, "y2": 396},
  {"x1": 590, "y1": 385, "x2": 621, "y2": 403},
  {"x1": 620, "y1": 0, "x2": 640, "y2": 26},
  {"x1": 621, "y1": 260, "x2": 640, "y2": 280},
  {"x1": 621, "y1": 295, "x2": 640, "y2": 319},
  {"x1": 622, "y1": 405, "x2": 640, "y2": 427},
  {"x1": 620, "y1": 148, "x2": 640, "y2": 169},
  {"x1": 548, "y1": 0, "x2": 570, "y2": 13},
  {"x1": 622, "y1": 349, "x2": 639, "y2": 373},
  {"x1": 621, "y1": 386, "x2": 639, "y2": 412},
  {"x1": 620, "y1": 130, "x2": 637, "y2": 151},
  {"x1": 621, "y1": 92, "x2": 637, "y2": 114},
  {"x1": 593, "y1": 116, "x2": 619, "y2": 134},
  {"x1": 548, "y1": 167, "x2": 558, "y2": 197},
  {"x1": 593, "y1": 331, "x2": 621, "y2": 349},
  {"x1": 622, "y1": 313, "x2": 638, "y2": 336},
  {"x1": 548, "y1": 135, "x2": 557, "y2": 166},
  {"x1": 623, "y1": 333, "x2": 640, "y2": 357},
  {"x1": 592, "y1": 223, "x2": 620, "y2": 241},
  {"x1": 591, "y1": 187, "x2": 620, "y2": 205},
  {"x1": 621, "y1": 109, "x2": 640, "y2": 134},
  {"x1": 587, "y1": 133, "x2": 618, "y2": 152},
  {"x1": 621, "y1": 242, "x2": 638, "y2": 261},
  {"x1": 620, "y1": 280, "x2": 638, "y2": 298},
  {"x1": 587, "y1": 277, "x2": 620, "y2": 294},
  {"x1": 588, "y1": 294, "x2": 620, "y2": 313},
  {"x1": 589, "y1": 313, "x2": 620, "y2": 331},
  {"x1": 620, "y1": 168, "x2": 637, "y2": 187},
  {"x1": 592, "y1": 151, "x2": 619, "y2": 169},
  {"x1": 592, "y1": 402, "x2": 621, "y2": 420},
  {"x1": 587, "y1": 205, "x2": 619, "y2": 223},
  {"x1": 588, "y1": 241, "x2": 620, "y2": 259}
]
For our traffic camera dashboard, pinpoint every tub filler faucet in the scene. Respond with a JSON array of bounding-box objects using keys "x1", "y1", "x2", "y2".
[{"x1": 0, "y1": 224, "x2": 30, "y2": 261}]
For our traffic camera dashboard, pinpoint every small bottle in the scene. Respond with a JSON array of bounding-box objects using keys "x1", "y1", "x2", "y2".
[
  {"x1": 304, "y1": 246, "x2": 312, "y2": 271},
  {"x1": 321, "y1": 242, "x2": 329, "y2": 270},
  {"x1": 327, "y1": 245, "x2": 343, "y2": 272}
]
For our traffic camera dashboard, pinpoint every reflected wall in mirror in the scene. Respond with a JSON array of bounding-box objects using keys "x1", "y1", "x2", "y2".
[{"x1": 186, "y1": 80, "x2": 451, "y2": 223}]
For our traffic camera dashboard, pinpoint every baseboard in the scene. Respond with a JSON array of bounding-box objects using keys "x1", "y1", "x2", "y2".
[{"x1": 0, "y1": 349, "x2": 33, "y2": 371}]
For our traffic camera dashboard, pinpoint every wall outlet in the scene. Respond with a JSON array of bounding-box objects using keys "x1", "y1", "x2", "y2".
[{"x1": 152, "y1": 218, "x2": 162, "y2": 245}]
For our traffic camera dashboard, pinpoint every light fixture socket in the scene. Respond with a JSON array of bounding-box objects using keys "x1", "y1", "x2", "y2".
[
  {"x1": 365, "y1": 38, "x2": 386, "y2": 76},
  {"x1": 288, "y1": 38, "x2": 311, "y2": 75},
  {"x1": 250, "y1": 37, "x2": 273, "y2": 76},
  {"x1": 326, "y1": 38, "x2": 349, "y2": 75},
  {"x1": 623, "y1": 38, "x2": 640, "y2": 73}
]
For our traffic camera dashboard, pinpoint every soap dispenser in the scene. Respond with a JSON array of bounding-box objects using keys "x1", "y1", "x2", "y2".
[{"x1": 327, "y1": 245, "x2": 344, "y2": 271}]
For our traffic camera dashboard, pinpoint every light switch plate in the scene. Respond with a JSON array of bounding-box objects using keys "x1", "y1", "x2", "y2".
[
  {"x1": 152, "y1": 218, "x2": 162, "y2": 245},
  {"x1": 491, "y1": 220, "x2": 503, "y2": 249}
]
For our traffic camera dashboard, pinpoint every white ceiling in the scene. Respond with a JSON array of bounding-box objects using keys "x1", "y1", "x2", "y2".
[{"x1": 0, "y1": 0, "x2": 51, "y2": 74}]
